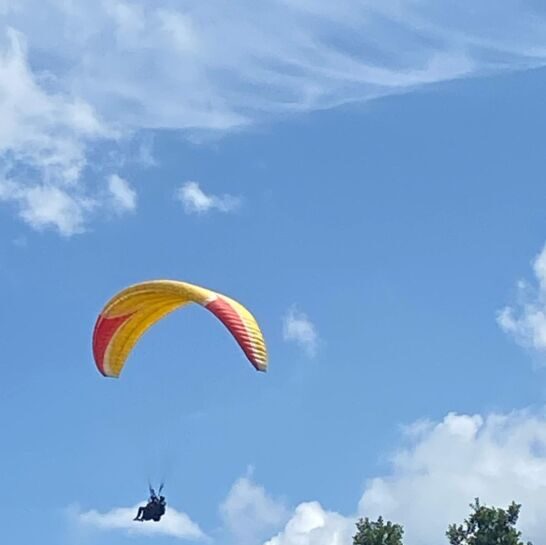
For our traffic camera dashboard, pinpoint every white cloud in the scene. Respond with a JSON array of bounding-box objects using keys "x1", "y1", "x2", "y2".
[
  {"x1": 220, "y1": 469, "x2": 289, "y2": 545},
  {"x1": 6, "y1": 0, "x2": 545, "y2": 133},
  {"x1": 108, "y1": 174, "x2": 137, "y2": 213},
  {"x1": 136, "y1": 136, "x2": 157, "y2": 167},
  {"x1": 0, "y1": 27, "x2": 113, "y2": 235},
  {"x1": 75, "y1": 502, "x2": 207, "y2": 541},
  {"x1": 264, "y1": 502, "x2": 352, "y2": 545},
  {"x1": 3, "y1": 2, "x2": 546, "y2": 233},
  {"x1": 358, "y1": 411, "x2": 546, "y2": 545},
  {"x1": 176, "y1": 181, "x2": 240, "y2": 214},
  {"x1": 283, "y1": 307, "x2": 318, "y2": 357},
  {"x1": 498, "y1": 243, "x2": 546, "y2": 357},
  {"x1": 70, "y1": 412, "x2": 546, "y2": 545},
  {"x1": 0, "y1": 180, "x2": 94, "y2": 236},
  {"x1": 263, "y1": 410, "x2": 546, "y2": 545}
]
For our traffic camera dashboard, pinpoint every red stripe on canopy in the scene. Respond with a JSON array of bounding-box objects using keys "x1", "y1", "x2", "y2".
[
  {"x1": 92, "y1": 313, "x2": 134, "y2": 376},
  {"x1": 205, "y1": 297, "x2": 261, "y2": 370}
]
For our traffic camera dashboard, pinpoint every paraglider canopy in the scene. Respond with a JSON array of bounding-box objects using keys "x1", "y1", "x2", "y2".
[{"x1": 93, "y1": 279, "x2": 268, "y2": 378}]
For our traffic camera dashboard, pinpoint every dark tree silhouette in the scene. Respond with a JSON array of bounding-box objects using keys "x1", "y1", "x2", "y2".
[
  {"x1": 446, "y1": 498, "x2": 532, "y2": 545},
  {"x1": 353, "y1": 516, "x2": 404, "y2": 545}
]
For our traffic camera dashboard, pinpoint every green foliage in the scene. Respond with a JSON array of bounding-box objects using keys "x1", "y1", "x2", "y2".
[
  {"x1": 353, "y1": 516, "x2": 404, "y2": 545},
  {"x1": 446, "y1": 498, "x2": 532, "y2": 545}
]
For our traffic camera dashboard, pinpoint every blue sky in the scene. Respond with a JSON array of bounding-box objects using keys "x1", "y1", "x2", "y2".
[{"x1": 2, "y1": 2, "x2": 546, "y2": 545}]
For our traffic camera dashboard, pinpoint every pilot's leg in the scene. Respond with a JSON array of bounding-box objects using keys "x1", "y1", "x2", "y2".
[{"x1": 134, "y1": 507, "x2": 145, "y2": 521}]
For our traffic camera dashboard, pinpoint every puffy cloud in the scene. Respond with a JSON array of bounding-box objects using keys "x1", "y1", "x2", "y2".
[
  {"x1": 0, "y1": 180, "x2": 93, "y2": 236},
  {"x1": 176, "y1": 181, "x2": 240, "y2": 214},
  {"x1": 264, "y1": 411, "x2": 546, "y2": 545},
  {"x1": 264, "y1": 502, "x2": 352, "y2": 545},
  {"x1": 498, "y1": 243, "x2": 546, "y2": 357},
  {"x1": 283, "y1": 307, "x2": 319, "y2": 357},
  {"x1": 220, "y1": 470, "x2": 289, "y2": 545},
  {"x1": 75, "y1": 502, "x2": 207, "y2": 541},
  {"x1": 70, "y1": 411, "x2": 546, "y2": 545}
]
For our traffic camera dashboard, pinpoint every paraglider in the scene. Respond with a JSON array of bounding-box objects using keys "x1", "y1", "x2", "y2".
[
  {"x1": 134, "y1": 484, "x2": 167, "y2": 522},
  {"x1": 92, "y1": 279, "x2": 268, "y2": 378},
  {"x1": 92, "y1": 280, "x2": 267, "y2": 524}
]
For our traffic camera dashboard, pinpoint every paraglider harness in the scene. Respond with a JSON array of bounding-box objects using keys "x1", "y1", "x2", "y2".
[{"x1": 134, "y1": 485, "x2": 167, "y2": 522}]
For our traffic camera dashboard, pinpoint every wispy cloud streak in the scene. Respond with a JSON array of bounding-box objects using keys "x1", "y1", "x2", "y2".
[
  {"x1": 498, "y1": 243, "x2": 546, "y2": 359},
  {"x1": 2, "y1": 1, "x2": 546, "y2": 233},
  {"x1": 176, "y1": 181, "x2": 240, "y2": 214},
  {"x1": 283, "y1": 306, "x2": 319, "y2": 357}
]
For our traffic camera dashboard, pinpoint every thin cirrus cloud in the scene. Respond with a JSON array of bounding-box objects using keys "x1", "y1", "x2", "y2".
[
  {"x1": 283, "y1": 307, "x2": 319, "y2": 357},
  {"x1": 2, "y1": 1, "x2": 546, "y2": 234},
  {"x1": 176, "y1": 181, "x2": 241, "y2": 215},
  {"x1": 497, "y1": 243, "x2": 546, "y2": 360},
  {"x1": 107, "y1": 174, "x2": 137, "y2": 213}
]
